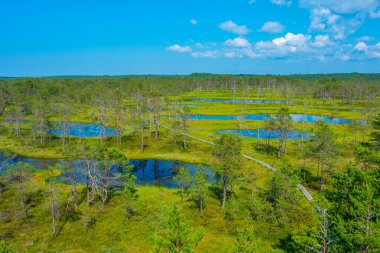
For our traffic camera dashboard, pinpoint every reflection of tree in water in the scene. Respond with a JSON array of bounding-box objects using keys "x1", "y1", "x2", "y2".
[
  {"x1": 172, "y1": 162, "x2": 180, "y2": 176},
  {"x1": 3, "y1": 155, "x2": 215, "y2": 188},
  {"x1": 154, "y1": 160, "x2": 159, "y2": 180},
  {"x1": 139, "y1": 160, "x2": 147, "y2": 180}
]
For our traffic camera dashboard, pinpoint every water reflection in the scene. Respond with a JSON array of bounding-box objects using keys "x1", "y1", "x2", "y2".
[
  {"x1": 186, "y1": 114, "x2": 364, "y2": 124},
  {"x1": 0, "y1": 154, "x2": 214, "y2": 188},
  {"x1": 174, "y1": 99, "x2": 298, "y2": 104},
  {"x1": 217, "y1": 129, "x2": 311, "y2": 139}
]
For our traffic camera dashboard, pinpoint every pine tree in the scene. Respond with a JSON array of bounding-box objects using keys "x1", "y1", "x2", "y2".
[
  {"x1": 308, "y1": 121, "x2": 339, "y2": 191},
  {"x1": 174, "y1": 167, "x2": 191, "y2": 202},
  {"x1": 234, "y1": 222, "x2": 259, "y2": 253},
  {"x1": 325, "y1": 165, "x2": 380, "y2": 252},
  {"x1": 0, "y1": 241, "x2": 13, "y2": 253},
  {"x1": 292, "y1": 208, "x2": 332, "y2": 253},
  {"x1": 213, "y1": 133, "x2": 243, "y2": 209},
  {"x1": 190, "y1": 165, "x2": 208, "y2": 213},
  {"x1": 153, "y1": 205, "x2": 203, "y2": 253}
]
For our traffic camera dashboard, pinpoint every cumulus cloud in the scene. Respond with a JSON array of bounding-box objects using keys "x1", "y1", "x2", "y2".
[
  {"x1": 370, "y1": 43, "x2": 380, "y2": 58},
  {"x1": 354, "y1": 41, "x2": 368, "y2": 51},
  {"x1": 273, "y1": 33, "x2": 311, "y2": 47},
  {"x1": 259, "y1": 21, "x2": 285, "y2": 33},
  {"x1": 271, "y1": 0, "x2": 292, "y2": 7},
  {"x1": 255, "y1": 33, "x2": 312, "y2": 57},
  {"x1": 253, "y1": 33, "x2": 346, "y2": 59},
  {"x1": 301, "y1": 0, "x2": 379, "y2": 41},
  {"x1": 356, "y1": 36, "x2": 373, "y2": 42},
  {"x1": 353, "y1": 41, "x2": 380, "y2": 58},
  {"x1": 225, "y1": 47, "x2": 258, "y2": 58},
  {"x1": 224, "y1": 38, "x2": 251, "y2": 47},
  {"x1": 191, "y1": 50, "x2": 220, "y2": 58},
  {"x1": 370, "y1": 9, "x2": 380, "y2": 18},
  {"x1": 310, "y1": 35, "x2": 334, "y2": 47},
  {"x1": 190, "y1": 19, "x2": 198, "y2": 25},
  {"x1": 300, "y1": 0, "x2": 380, "y2": 15},
  {"x1": 166, "y1": 45, "x2": 192, "y2": 53},
  {"x1": 219, "y1": 20, "x2": 250, "y2": 35},
  {"x1": 194, "y1": 42, "x2": 203, "y2": 48},
  {"x1": 308, "y1": 7, "x2": 365, "y2": 39}
]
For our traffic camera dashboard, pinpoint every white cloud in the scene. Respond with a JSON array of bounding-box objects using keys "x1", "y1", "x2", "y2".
[
  {"x1": 370, "y1": 9, "x2": 380, "y2": 18},
  {"x1": 354, "y1": 41, "x2": 368, "y2": 51},
  {"x1": 353, "y1": 41, "x2": 380, "y2": 58},
  {"x1": 301, "y1": 0, "x2": 380, "y2": 42},
  {"x1": 191, "y1": 50, "x2": 220, "y2": 58},
  {"x1": 259, "y1": 21, "x2": 285, "y2": 33},
  {"x1": 354, "y1": 41, "x2": 380, "y2": 56},
  {"x1": 370, "y1": 43, "x2": 380, "y2": 57},
  {"x1": 224, "y1": 38, "x2": 251, "y2": 47},
  {"x1": 253, "y1": 33, "x2": 347, "y2": 60},
  {"x1": 190, "y1": 19, "x2": 198, "y2": 25},
  {"x1": 273, "y1": 33, "x2": 311, "y2": 47},
  {"x1": 166, "y1": 45, "x2": 192, "y2": 53},
  {"x1": 219, "y1": 20, "x2": 250, "y2": 35},
  {"x1": 224, "y1": 47, "x2": 259, "y2": 58},
  {"x1": 308, "y1": 7, "x2": 365, "y2": 39},
  {"x1": 356, "y1": 36, "x2": 373, "y2": 42},
  {"x1": 271, "y1": 0, "x2": 292, "y2": 7},
  {"x1": 248, "y1": 0, "x2": 256, "y2": 4},
  {"x1": 310, "y1": 35, "x2": 334, "y2": 47},
  {"x1": 255, "y1": 33, "x2": 312, "y2": 57},
  {"x1": 195, "y1": 42, "x2": 203, "y2": 48},
  {"x1": 351, "y1": 41, "x2": 380, "y2": 59},
  {"x1": 243, "y1": 48, "x2": 259, "y2": 58},
  {"x1": 300, "y1": 0, "x2": 380, "y2": 15},
  {"x1": 224, "y1": 51, "x2": 243, "y2": 58}
]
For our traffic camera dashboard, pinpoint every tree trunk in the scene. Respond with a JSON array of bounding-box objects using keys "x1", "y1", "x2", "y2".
[
  {"x1": 50, "y1": 196, "x2": 56, "y2": 237},
  {"x1": 320, "y1": 163, "x2": 325, "y2": 191},
  {"x1": 141, "y1": 129, "x2": 144, "y2": 152},
  {"x1": 222, "y1": 174, "x2": 228, "y2": 209},
  {"x1": 181, "y1": 185, "x2": 184, "y2": 202},
  {"x1": 125, "y1": 198, "x2": 130, "y2": 220},
  {"x1": 321, "y1": 209, "x2": 329, "y2": 253},
  {"x1": 155, "y1": 123, "x2": 158, "y2": 140},
  {"x1": 116, "y1": 112, "x2": 122, "y2": 144},
  {"x1": 71, "y1": 167, "x2": 78, "y2": 208},
  {"x1": 277, "y1": 132, "x2": 283, "y2": 157},
  {"x1": 61, "y1": 121, "x2": 66, "y2": 151}
]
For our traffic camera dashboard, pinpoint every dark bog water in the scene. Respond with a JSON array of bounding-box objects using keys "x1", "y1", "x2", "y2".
[
  {"x1": 217, "y1": 129, "x2": 311, "y2": 139},
  {"x1": 0, "y1": 154, "x2": 214, "y2": 188},
  {"x1": 50, "y1": 122, "x2": 117, "y2": 138},
  {"x1": 187, "y1": 113, "x2": 362, "y2": 124},
  {"x1": 174, "y1": 99, "x2": 298, "y2": 104},
  {"x1": 313, "y1": 108, "x2": 370, "y2": 113},
  {"x1": 1, "y1": 120, "x2": 117, "y2": 138}
]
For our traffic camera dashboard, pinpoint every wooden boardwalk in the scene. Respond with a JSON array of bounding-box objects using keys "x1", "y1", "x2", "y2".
[{"x1": 160, "y1": 124, "x2": 313, "y2": 201}]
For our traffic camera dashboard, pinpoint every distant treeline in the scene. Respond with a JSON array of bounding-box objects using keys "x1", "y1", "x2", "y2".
[{"x1": 0, "y1": 74, "x2": 379, "y2": 116}]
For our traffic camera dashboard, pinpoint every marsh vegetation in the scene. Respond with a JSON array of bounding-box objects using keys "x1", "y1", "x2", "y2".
[{"x1": 0, "y1": 74, "x2": 379, "y2": 252}]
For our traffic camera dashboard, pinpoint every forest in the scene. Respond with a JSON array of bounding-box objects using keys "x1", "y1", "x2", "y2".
[{"x1": 0, "y1": 74, "x2": 379, "y2": 252}]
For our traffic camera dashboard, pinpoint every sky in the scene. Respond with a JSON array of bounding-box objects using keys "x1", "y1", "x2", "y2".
[{"x1": 1, "y1": 0, "x2": 380, "y2": 76}]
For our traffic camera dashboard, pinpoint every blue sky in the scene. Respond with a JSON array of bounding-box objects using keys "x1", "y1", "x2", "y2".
[{"x1": 1, "y1": 0, "x2": 380, "y2": 76}]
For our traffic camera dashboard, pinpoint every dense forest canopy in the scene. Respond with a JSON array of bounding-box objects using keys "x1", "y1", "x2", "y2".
[{"x1": 1, "y1": 73, "x2": 380, "y2": 102}]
